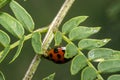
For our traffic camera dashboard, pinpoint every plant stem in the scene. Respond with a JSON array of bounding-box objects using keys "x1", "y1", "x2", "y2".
[
  {"x1": 0, "y1": 27, "x2": 48, "y2": 56},
  {"x1": 22, "y1": 0, "x2": 75, "y2": 80},
  {"x1": 10, "y1": 27, "x2": 48, "y2": 49},
  {"x1": 42, "y1": 0, "x2": 75, "y2": 52}
]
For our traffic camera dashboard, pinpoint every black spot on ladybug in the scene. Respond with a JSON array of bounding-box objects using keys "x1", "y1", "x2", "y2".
[
  {"x1": 46, "y1": 46, "x2": 74, "y2": 64},
  {"x1": 49, "y1": 53, "x2": 53, "y2": 58},
  {"x1": 53, "y1": 48, "x2": 58, "y2": 53},
  {"x1": 62, "y1": 50, "x2": 65, "y2": 53},
  {"x1": 57, "y1": 54, "x2": 61, "y2": 59}
]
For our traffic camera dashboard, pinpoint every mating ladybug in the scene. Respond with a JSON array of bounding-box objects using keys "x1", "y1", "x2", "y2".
[{"x1": 46, "y1": 47, "x2": 71, "y2": 64}]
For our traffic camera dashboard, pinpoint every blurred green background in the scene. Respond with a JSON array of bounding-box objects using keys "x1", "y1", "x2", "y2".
[{"x1": 1, "y1": 0, "x2": 120, "y2": 80}]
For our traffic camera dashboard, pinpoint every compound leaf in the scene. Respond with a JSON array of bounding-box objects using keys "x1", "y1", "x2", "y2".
[
  {"x1": 64, "y1": 43, "x2": 78, "y2": 58},
  {"x1": 0, "y1": 0, "x2": 10, "y2": 8},
  {"x1": 62, "y1": 16, "x2": 88, "y2": 34},
  {"x1": 10, "y1": 0, "x2": 34, "y2": 32},
  {"x1": 0, "y1": 45, "x2": 10, "y2": 63},
  {"x1": 81, "y1": 67, "x2": 97, "y2": 80},
  {"x1": 54, "y1": 31, "x2": 62, "y2": 46},
  {"x1": 0, "y1": 30, "x2": 10, "y2": 47},
  {"x1": 9, "y1": 36, "x2": 24, "y2": 63},
  {"x1": 98, "y1": 60, "x2": 120, "y2": 73},
  {"x1": 42, "y1": 73, "x2": 55, "y2": 80},
  {"x1": 108, "y1": 75, "x2": 120, "y2": 80},
  {"x1": 88, "y1": 48, "x2": 120, "y2": 62},
  {"x1": 0, "y1": 71, "x2": 5, "y2": 80},
  {"x1": 78, "y1": 39, "x2": 110, "y2": 50},
  {"x1": 71, "y1": 54, "x2": 87, "y2": 75},
  {"x1": 69, "y1": 26, "x2": 101, "y2": 41},
  {"x1": 32, "y1": 32, "x2": 42, "y2": 54},
  {"x1": 0, "y1": 12, "x2": 24, "y2": 38}
]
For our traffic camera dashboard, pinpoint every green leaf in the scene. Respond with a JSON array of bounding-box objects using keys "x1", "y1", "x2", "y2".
[
  {"x1": 54, "y1": 31, "x2": 62, "y2": 46},
  {"x1": 0, "y1": 30, "x2": 10, "y2": 47},
  {"x1": 81, "y1": 67, "x2": 97, "y2": 80},
  {"x1": 42, "y1": 73, "x2": 55, "y2": 80},
  {"x1": 62, "y1": 16, "x2": 88, "y2": 34},
  {"x1": 9, "y1": 36, "x2": 24, "y2": 63},
  {"x1": 0, "y1": 0, "x2": 10, "y2": 8},
  {"x1": 69, "y1": 26, "x2": 101, "y2": 41},
  {"x1": 10, "y1": 0, "x2": 34, "y2": 32},
  {"x1": 0, "y1": 45, "x2": 10, "y2": 63},
  {"x1": 78, "y1": 39, "x2": 110, "y2": 50},
  {"x1": 64, "y1": 43, "x2": 78, "y2": 58},
  {"x1": 0, "y1": 71, "x2": 5, "y2": 80},
  {"x1": 71, "y1": 54, "x2": 87, "y2": 75},
  {"x1": 0, "y1": 12, "x2": 24, "y2": 38},
  {"x1": 98, "y1": 60, "x2": 120, "y2": 73},
  {"x1": 32, "y1": 32, "x2": 42, "y2": 54},
  {"x1": 111, "y1": 51, "x2": 120, "y2": 59},
  {"x1": 88, "y1": 48, "x2": 120, "y2": 62},
  {"x1": 108, "y1": 75, "x2": 120, "y2": 80}
]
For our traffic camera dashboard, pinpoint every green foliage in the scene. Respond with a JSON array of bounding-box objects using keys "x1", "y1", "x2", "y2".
[
  {"x1": 0, "y1": 45, "x2": 10, "y2": 63},
  {"x1": 0, "y1": 0, "x2": 10, "y2": 8},
  {"x1": 0, "y1": 0, "x2": 120, "y2": 80},
  {"x1": 78, "y1": 39, "x2": 110, "y2": 50},
  {"x1": 54, "y1": 31, "x2": 62, "y2": 46},
  {"x1": 9, "y1": 36, "x2": 25, "y2": 63},
  {"x1": 108, "y1": 75, "x2": 120, "y2": 80},
  {"x1": 10, "y1": 0, "x2": 35, "y2": 32},
  {"x1": 0, "y1": 0, "x2": 36, "y2": 63},
  {"x1": 71, "y1": 54, "x2": 87, "y2": 75},
  {"x1": 58, "y1": 16, "x2": 120, "y2": 80},
  {"x1": 32, "y1": 32, "x2": 42, "y2": 54},
  {"x1": 64, "y1": 43, "x2": 78, "y2": 58},
  {"x1": 0, "y1": 12, "x2": 24, "y2": 38},
  {"x1": 88, "y1": 48, "x2": 120, "y2": 62},
  {"x1": 81, "y1": 67, "x2": 97, "y2": 80},
  {"x1": 98, "y1": 60, "x2": 120, "y2": 73},
  {"x1": 62, "y1": 16, "x2": 88, "y2": 34},
  {"x1": 69, "y1": 26, "x2": 101, "y2": 40},
  {"x1": 0, "y1": 71, "x2": 5, "y2": 80},
  {"x1": 42, "y1": 73, "x2": 55, "y2": 80},
  {"x1": 0, "y1": 30, "x2": 10, "y2": 47}
]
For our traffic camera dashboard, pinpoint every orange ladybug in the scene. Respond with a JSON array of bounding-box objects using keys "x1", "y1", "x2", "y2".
[{"x1": 46, "y1": 47, "x2": 71, "y2": 64}]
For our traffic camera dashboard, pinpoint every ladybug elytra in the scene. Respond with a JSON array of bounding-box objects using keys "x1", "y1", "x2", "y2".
[{"x1": 46, "y1": 47, "x2": 71, "y2": 64}]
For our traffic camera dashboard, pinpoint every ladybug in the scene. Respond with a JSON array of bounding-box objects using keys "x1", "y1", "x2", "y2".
[{"x1": 46, "y1": 46, "x2": 71, "y2": 64}]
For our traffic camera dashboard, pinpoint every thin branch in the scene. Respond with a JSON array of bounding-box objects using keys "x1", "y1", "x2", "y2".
[
  {"x1": 42, "y1": 0, "x2": 75, "y2": 52},
  {"x1": 22, "y1": 0, "x2": 75, "y2": 80},
  {"x1": 0, "y1": 27, "x2": 48, "y2": 55},
  {"x1": 10, "y1": 27, "x2": 48, "y2": 49}
]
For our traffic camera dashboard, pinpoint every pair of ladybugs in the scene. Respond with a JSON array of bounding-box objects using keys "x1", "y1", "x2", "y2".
[{"x1": 45, "y1": 46, "x2": 71, "y2": 64}]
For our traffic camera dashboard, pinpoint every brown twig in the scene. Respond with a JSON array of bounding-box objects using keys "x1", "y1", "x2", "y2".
[{"x1": 22, "y1": 0, "x2": 75, "y2": 80}]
